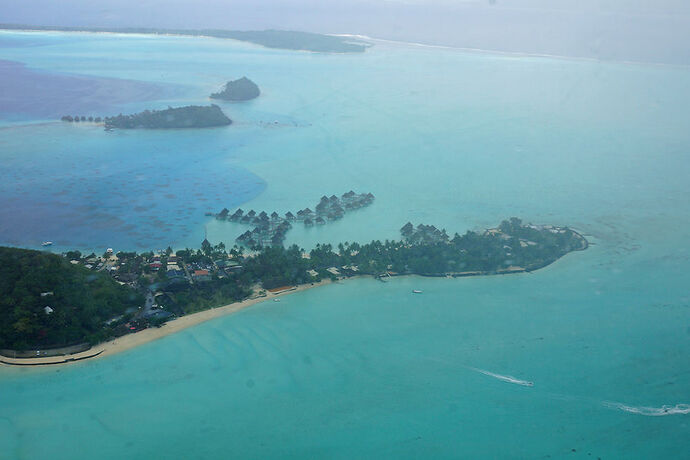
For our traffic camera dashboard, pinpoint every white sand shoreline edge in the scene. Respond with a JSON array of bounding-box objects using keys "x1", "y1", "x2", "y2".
[
  {"x1": 0, "y1": 234, "x2": 588, "y2": 368},
  {"x1": 0, "y1": 278, "x2": 339, "y2": 367}
]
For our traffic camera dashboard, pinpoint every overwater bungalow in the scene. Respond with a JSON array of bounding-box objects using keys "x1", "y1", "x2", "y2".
[
  {"x1": 315, "y1": 217, "x2": 326, "y2": 225},
  {"x1": 285, "y1": 211, "x2": 295, "y2": 220},
  {"x1": 247, "y1": 210, "x2": 256, "y2": 217},
  {"x1": 216, "y1": 208, "x2": 230, "y2": 220},
  {"x1": 258, "y1": 211, "x2": 268, "y2": 220},
  {"x1": 270, "y1": 211, "x2": 280, "y2": 220},
  {"x1": 230, "y1": 209, "x2": 244, "y2": 220},
  {"x1": 316, "y1": 201, "x2": 328, "y2": 213},
  {"x1": 240, "y1": 215, "x2": 251, "y2": 223}
]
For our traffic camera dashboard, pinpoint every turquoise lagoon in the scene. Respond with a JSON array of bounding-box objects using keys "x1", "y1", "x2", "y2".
[{"x1": 1, "y1": 31, "x2": 689, "y2": 458}]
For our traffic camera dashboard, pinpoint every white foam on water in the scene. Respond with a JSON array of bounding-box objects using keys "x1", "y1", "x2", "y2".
[
  {"x1": 604, "y1": 402, "x2": 690, "y2": 416},
  {"x1": 468, "y1": 367, "x2": 534, "y2": 387}
]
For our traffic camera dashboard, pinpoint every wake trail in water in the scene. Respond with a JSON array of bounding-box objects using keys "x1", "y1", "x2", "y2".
[
  {"x1": 604, "y1": 402, "x2": 690, "y2": 416},
  {"x1": 467, "y1": 367, "x2": 534, "y2": 387}
]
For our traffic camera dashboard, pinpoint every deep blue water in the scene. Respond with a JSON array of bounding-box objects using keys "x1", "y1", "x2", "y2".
[
  {"x1": 0, "y1": 124, "x2": 265, "y2": 250},
  {"x1": 0, "y1": 59, "x2": 175, "y2": 121}
]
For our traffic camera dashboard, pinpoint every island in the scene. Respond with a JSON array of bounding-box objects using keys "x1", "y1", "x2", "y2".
[
  {"x1": 0, "y1": 217, "x2": 587, "y2": 365},
  {"x1": 103, "y1": 105, "x2": 231, "y2": 130},
  {"x1": 211, "y1": 77, "x2": 260, "y2": 101},
  {"x1": 0, "y1": 24, "x2": 370, "y2": 53}
]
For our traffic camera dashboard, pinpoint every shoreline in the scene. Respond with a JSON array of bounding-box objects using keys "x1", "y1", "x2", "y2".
[
  {"x1": 0, "y1": 26, "x2": 366, "y2": 55},
  {"x1": 0, "y1": 278, "x2": 337, "y2": 367},
  {"x1": 4, "y1": 26, "x2": 685, "y2": 67},
  {"x1": 0, "y1": 230, "x2": 588, "y2": 368}
]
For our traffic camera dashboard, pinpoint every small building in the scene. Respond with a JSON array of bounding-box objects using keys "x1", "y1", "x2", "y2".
[
  {"x1": 167, "y1": 269, "x2": 186, "y2": 279},
  {"x1": 193, "y1": 269, "x2": 212, "y2": 282},
  {"x1": 44, "y1": 306, "x2": 54, "y2": 315},
  {"x1": 40, "y1": 291, "x2": 54, "y2": 297}
]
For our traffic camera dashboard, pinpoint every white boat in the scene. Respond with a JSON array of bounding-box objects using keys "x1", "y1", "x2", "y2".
[
  {"x1": 41, "y1": 241, "x2": 53, "y2": 246},
  {"x1": 413, "y1": 289, "x2": 423, "y2": 294},
  {"x1": 273, "y1": 298, "x2": 281, "y2": 302}
]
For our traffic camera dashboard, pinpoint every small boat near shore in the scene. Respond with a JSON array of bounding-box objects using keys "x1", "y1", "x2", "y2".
[
  {"x1": 413, "y1": 289, "x2": 423, "y2": 294},
  {"x1": 41, "y1": 241, "x2": 53, "y2": 246}
]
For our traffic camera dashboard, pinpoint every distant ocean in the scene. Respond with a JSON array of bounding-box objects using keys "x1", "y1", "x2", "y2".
[{"x1": 1, "y1": 30, "x2": 689, "y2": 459}]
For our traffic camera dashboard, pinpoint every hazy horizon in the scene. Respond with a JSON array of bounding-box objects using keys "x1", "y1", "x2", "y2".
[{"x1": 2, "y1": 0, "x2": 690, "y2": 64}]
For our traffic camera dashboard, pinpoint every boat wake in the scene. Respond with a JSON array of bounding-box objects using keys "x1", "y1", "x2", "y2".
[
  {"x1": 468, "y1": 367, "x2": 534, "y2": 387},
  {"x1": 604, "y1": 402, "x2": 690, "y2": 416}
]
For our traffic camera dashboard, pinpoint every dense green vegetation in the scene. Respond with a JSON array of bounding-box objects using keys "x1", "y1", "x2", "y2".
[
  {"x1": 0, "y1": 219, "x2": 586, "y2": 351},
  {"x1": 0, "y1": 247, "x2": 143, "y2": 350},
  {"x1": 104, "y1": 105, "x2": 231, "y2": 129},
  {"x1": 176, "y1": 218, "x2": 586, "y2": 292},
  {"x1": 0, "y1": 24, "x2": 369, "y2": 53},
  {"x1": 231, "y1": 218, "x2": 587, "y2": 288},
  {"x1": 211, "y1": 77, "x2": 261, "y2": 101}
]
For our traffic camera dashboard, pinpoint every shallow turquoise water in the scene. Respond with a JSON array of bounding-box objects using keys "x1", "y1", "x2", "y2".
[{"x1": 1, "y1": 31, "x2": 689, "y2": 459}]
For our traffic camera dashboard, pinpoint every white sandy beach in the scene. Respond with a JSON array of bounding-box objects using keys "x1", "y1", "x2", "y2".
[{"x1": 0, "y1": 279, "x2": 336, "y2": 367}]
